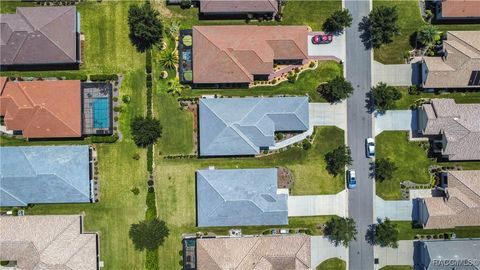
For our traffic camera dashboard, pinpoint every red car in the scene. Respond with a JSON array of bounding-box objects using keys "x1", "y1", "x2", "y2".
[{"x1": 311, "y1": 34, "x2": 333, "y2": 44}]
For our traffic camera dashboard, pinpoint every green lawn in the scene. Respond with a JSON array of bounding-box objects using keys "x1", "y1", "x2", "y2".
[
  {"x1": 373, "y1": 0, "x2": 480, "y2": 64},
  {"x1": 162, "y1": 0, "x2": 341, "y2": 31},
  {"x1": 317, "y1": 258, "x2": 346, "y2": 270},
  {"x1": 394, "y1": 221, "x2": 480, "y2": 240},
  {"x1": 380, "y1": 266, "x2": 413, "y2": 270},
  {"x1": 376, "y1": 131, "x2": 480, "y2": 199},
  {"x1": 394, "y1": 88, "x2": 480, "y2": 109}
]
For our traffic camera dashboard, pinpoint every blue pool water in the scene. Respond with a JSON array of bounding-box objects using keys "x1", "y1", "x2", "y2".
[{"x1": 92, "y1": 98, "x2": 110, "y2": 128}]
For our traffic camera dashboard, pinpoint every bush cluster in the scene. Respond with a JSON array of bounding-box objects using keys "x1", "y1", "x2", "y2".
[
  {"x1": 90, "y1": 74, "x2": 118, "y2": 81},
  {"x1": 91, "y1": 133, "x2": 119, "y2": 143}
]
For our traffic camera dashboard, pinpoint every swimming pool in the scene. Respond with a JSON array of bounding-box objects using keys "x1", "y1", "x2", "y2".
[{"x1": 92, "y1": 97, "x2": 110, "y2": 128}]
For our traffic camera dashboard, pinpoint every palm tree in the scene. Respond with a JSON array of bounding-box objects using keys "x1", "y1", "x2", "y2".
[
  {"x1": 417, "y1": 24, "x2": 438, "y2": 47},
  {"x1": 167, "y1": 78, "x2": 183, "y2": 96},
  {"x1": 159, "y1": 48, "x2": 178, "y2": 70},
  {"x1": 167, "y1": 20, "x2": 181, "y2": 39}
]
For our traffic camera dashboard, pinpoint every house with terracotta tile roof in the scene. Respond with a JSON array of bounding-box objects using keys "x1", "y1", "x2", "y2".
[
  {"x1": 418, "y1": 170, "x2": 480, "y2": 229},
  {"x1": 0, "y1": 6, "x2": 81, "y2": 71},
  {"x1": 188, "y1": 25, "x2": 311, "y2": 88},
  {"x1": 421, "y1": 31, "x2": 480, "y2": 89},
  {"x1": 434, "y1": 0, "x2": 480, "y2": 20},
  {"x1": 0, "y1": 77, "x2": 113, "y2": 138},
  {"x1": 418, "y1": 99, "x2": 480, "y2": 161},
  {"x1": 198, "y1": 0, "x2": 279, "y2": 19},
  {"x1": 0, "y1": 215, "x2": 99, "y2": 269},
  {"x1": 195, "y1": 235, "x2": 311, "y2": 270}
]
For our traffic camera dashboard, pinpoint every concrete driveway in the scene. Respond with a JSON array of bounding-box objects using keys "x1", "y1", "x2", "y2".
[
  {"x1": 375, "y1": 196, "x2": 418, "y2": 221},
  {"x1": 374, "y1": 110, "x2": 418, "y2": 136},
  {"x1": 311, "y1": 236, "x2": 348, "y2": 268},
  {"x1": 307, "y1": 32, "x2": 346, "y2": 62},
  {"x1": 288, "y1": 191, "x2": 347, "y2": 217},
  {"x1": 309, "y1": 102, "x2": 347, "y2": 130},
  {"x1": 375, "y1": 240, "x2": 414, "y2": 269},
  {"x1": 373, "y1": 61, "x2": 421, "y2": 86}
]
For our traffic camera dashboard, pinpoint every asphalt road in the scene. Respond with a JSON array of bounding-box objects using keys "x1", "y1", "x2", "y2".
[{"x1": 345, "y1": 0, "x2": 375, "y2": 270}]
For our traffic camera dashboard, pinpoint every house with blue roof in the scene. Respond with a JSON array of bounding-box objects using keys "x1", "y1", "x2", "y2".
[
  {"x1": 0, "y1": 145, "x2": 93, "y2": 206},
  {"x1": 199, "y1": 96, "x2": 309, "y2": 156},
  {"x1": 196, "y1": 168, "x2": 288, "y2": 227}
]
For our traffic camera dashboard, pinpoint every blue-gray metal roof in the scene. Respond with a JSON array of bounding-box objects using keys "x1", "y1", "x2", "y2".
[
  {"x1": 196, "y1": 168, "x2": 288, "y2": 227},
  {"x1": 199, "y1": 97, "x2": 309, "y2": 156},
  {"x1": 0, "y1": 146, "x2": 92, "y2": 206},
  {"x1": 415, "y1": 239, "x2": 480, "y2": 270}
]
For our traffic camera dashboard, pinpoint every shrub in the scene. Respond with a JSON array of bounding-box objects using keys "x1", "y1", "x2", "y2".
[
  {"x1": 146, "y1": 50, "x2": 152, "y2": 73},
  {"x1": 287, "y1": 74, "x2": 297, "y2": 83},
  {"x1": 275, "y1": 133, "x2": 284, "y2": 140},
  {"x1": 122, "y1": 95, "x2": 131, "y2": 103},
  {"x1": 271, "y1": 79, "x2": 277, "y2": 84},
  {"x1": 113, "y1": 106, "x2": 123, "y2": 113},
  {"x1": 148, "y1": 186, "x2": 155, "y2": 193},
  {"x1": 132, "y1": 153, "x2": 140, "y2": 160},
  {"x1": 113, "y1": 96, "x2": 118, "y2": 102},
  {"x1": 90, "y1": 74, "x2": 118, "y2": 81},
  {"x1": 130, "y1": 187, "x2": 140, "y2": 195},
  {"x1": 408, "y1": 85, "x2": 420, "y2": 95},
  {"x1": 309, "y1": 61, "x2": 315, "y2": 68},
  {"x1": 146, "y1": 80, "x2": 153, "y2": 88},
  {"x1": 302, "y1": 139, "x2": 312, "y2": 150},
  {"x1": 64, "y1": 73, "x2": 88, "y2": 81},
  {"x1": 148, "y1": 180, "x2": 154, "y2": 186},
  {"x1": 91, "y1": 134, "x2": 119, "y2": 143},
  {"x1": 114, "y1": 116, "x2": 119, "y2": 122},
  {"x1": 180, "y1": 0, "x2": 191, "y2": 9}
]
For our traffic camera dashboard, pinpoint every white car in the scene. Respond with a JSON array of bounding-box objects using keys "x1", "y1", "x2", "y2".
[{"x1": 366, "y1": 138, "x2": 375, "y2": 158}]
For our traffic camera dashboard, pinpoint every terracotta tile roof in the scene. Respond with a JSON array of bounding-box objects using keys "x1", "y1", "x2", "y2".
[
  {"x1": 193, "y1": 25, "x2": 309, "y2": 84},
  {"x1": 0, "y1": 77, "x2": 82, "y2": 138},
  {"x1": 200, "y1": 0, "x2": 279, "y2": 14},
  {"x1": 0, "y1": 215, "x2": 98, "y2": 270},
  {"x1": 441, "y1": 0, "x2": 480, "y2": 18},
  {"x1": 0, "y1": 6, "x2": 78, "y2": 66},
  {"x1": 196, "y1": 235, "x2": 311, "y2": 270},
  {"x1": 423, "y1": 31, "x2": 480, "y2": 88},
  {"x1": 423, "y1": 170, "x2": 480, "y2": 229},
  {"x1": 420, "y1": 99, "x2": 480, "y2": 161}
]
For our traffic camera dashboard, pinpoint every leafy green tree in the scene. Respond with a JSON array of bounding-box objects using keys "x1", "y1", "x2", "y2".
[
  {"x1": 318, "y1": 76, "x2": 354, "y2": 104},
  {"x1": 375, "y1": 158, "x2": 397, "y2": 182},
  {"x1": 368, "y1": 6, "x2": 400, "y2": 48},
  {"x1": 374, "y1": 218, "x2": 399, "y2": 248},
  {"x1": 128, "y1": 2, "x2": 163, "y2": 52},
  {"x1": 324, "y1": 217, "x2": 358, "y2": 247},
  {"x1": 324, "y1": 145, "x2": 353, "y2": 176},
  {"x1": 129, "y1": 218, "x2": 169, "y2": 251},
  {"x1": 159, "y1": 48, "x2": 179, "y2": 70},
  {"x1": 131, "y1": 116, "x2": 162, "y2": 147},
  {"x1": 323, "y1": 9, "x2": 353, "y2": 34},
  {"x1": 372, "y1": 82, "x2": 402, "y2": 112},
  {"x1": 417, "y1": 24, "x2": 438, "y2": 47}
]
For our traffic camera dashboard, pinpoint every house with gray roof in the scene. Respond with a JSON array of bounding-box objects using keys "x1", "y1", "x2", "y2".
[
  {"x1": 418, "y1": 99, "x2": 480, "y2": 161},
  {"x1": 414, "y1": 239, "x2": 480, "y2": 270},
  {"x1": 0, "y1": 145, "x2": 93, "y2": 206},
  {"x1": 196, "y1": 168, "x2": 288, "y2": 227},
  {"x1": 0, "y1": 6, "x2": 81, "y2": 71},
  {"x1": 199, "y1": 97, "x2": 309, "y2": 156}
]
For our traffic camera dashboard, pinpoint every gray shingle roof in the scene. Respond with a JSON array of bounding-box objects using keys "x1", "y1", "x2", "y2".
[
  {"x1": 0, "y1": 146, "x2": 92, "y2": 206},
  {"x1": 196, "y1": 168, "x2": 288, "y2": 227},
  {"x1": 416, "y1": 239, "x2": 480, "y2": 270},
  {"x1": 199, "y1": 97, "x2": 309, "y2": 156}
]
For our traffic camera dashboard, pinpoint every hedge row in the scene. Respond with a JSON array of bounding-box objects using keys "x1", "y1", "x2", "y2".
[
  {"x1": 91, "y1": 133, "x2": 119, "y2": 143},
  {"x1": 90, "y1": 74, "x2": 118, "y2": 81},
  {"x1": 162, "y1": 154, "x2": 197, "y2": 159},
  {"x1": 146, "y1": 49, "x2": 153, "y2": 118},
  {"x1": 147, "y1": 145, "x2": 153, "y2": 173},
  {"x1": 146, "y1": 49, "x2": 152, "y2": 74}
]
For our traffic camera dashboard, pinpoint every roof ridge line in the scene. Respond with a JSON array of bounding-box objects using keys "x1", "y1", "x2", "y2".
[
  {"x1": 53, "y1": 172, "x2": 91, "y2": 199},
  {"x1": 38, "y1": 216, "x2": 78, "y2": 253},
  {"x1": 9, "y1": 31, "x2": 29, "y2": 64},
  {"x1": 197, "y1": 171, "x2": 228, "y2": 218},
  {"x1": 234, "y1": 237, "x2": 261, "y2": 269},
  {"x1": 65, "y1": 233, "x2": 93, "y2": 267},
  {"x1": 237, "y1": 98, "x2": 263, "y2": 124},
  {"x1": 230, "y1": 125, "x2": 260, "y2": 153},
  {"x1": 0, "y1": 187, "x2": 28, "y2": 206},
  {"x1": 448, "y1": 32, "x2": 480, "y2": 56},
  {"x1": 294, "y1": 237, "x2": 310, "y2": 268},
  {"x1": 28, "y1": 103, "x2": 81, "y2": 137},
  {"x1": 38, "y1": 7, "x2": 76, "y2": 61}
]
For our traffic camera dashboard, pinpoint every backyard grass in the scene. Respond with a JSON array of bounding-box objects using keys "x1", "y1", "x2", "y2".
[
  {"x1": 316, "y1": 258, "x2": 346, "y2": 270},
  {"x1": 394, "y1": 221, "x2": 480, "y2": 240},
  {"x1": 373, "y1": 0, "x2": 480, "y2": 64},
  {"x1": 376, "y1": 131, "x2": 480, "y2": 200},
  {"x1": 161, "y1": 0, "x2": 341, "y2": 31},
  {"x1": 394, "y1": 88, "x2": 480, "y2": 109}
]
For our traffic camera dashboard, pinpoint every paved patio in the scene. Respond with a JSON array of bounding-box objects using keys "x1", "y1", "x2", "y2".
[
  {"x1": 309, "y1": 102, "x2": 347, "y2": 131},
  {"x1": 307, "y1": 32, "x2": 346, "y2": 62},
  {"x1": 311, "y1": 236, "x2": 348, "y2": 268},
  {"x1": 373, "y1": 61, "x2": 421, "y2": 86},
  {"x1": 375, "y1": 240, "x2": 414, "y2": 269},
  {"x1": 374, "y1": 110, "x2": 418, "y2": 136},
  {"x1": 288, "y1": 191, "x2": 347, "y2": 217}
]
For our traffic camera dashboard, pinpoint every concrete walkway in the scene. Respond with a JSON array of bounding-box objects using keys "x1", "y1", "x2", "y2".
[
  {"x1": 375, "y1": 240, "x2": 414, "y2": 269},
  {"x1": 288, "y1": 191, "x2": 347, "y2": 217},
  {"x1": 374, "y1": 110, "x2": 418, "y2": 136},
  {"x1": 373, "y1": 61, "x2": 421, "y2": 86},
  {"x1": 311, "y1": 236, "x2": 348, "y2": 268},
  {"x1": 309, "y1": 102, "x2": 347, "y2": 131},
  {"x1": 307, "y1": 32, "x2": 346, "y2": 62}
]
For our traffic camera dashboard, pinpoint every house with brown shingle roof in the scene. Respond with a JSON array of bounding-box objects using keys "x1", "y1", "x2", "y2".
[
  {"x1": 0, "y1": 77, "x2": 82, "y2": 138},
  {"x1": 418, "y1": 98, "x2": 480, "y2": 161},
  {"x1": 0, "y1": 215, "x2": 99, "y2": 269},
  {"x1": 434, "y1": 0, "x2": 480, "y2": 20},
  {"x1": 421, "y1": 31, "x2": 480, "y2": 89},
  {"x1": 189, "y1": 25, "x2": 310, "y2": 88},
  {"x1": 199, "y1": 0, "x2": 279, "y2": 19},
  {"x1": 195, "y1": 235, "x2": 311, "y2": 270},
  {"x1": 418, "y1": 170, "x2": 480, "y2": 229},
  {"x1": 0, "y1": 6, "x2": 81, "y2": 71}
]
